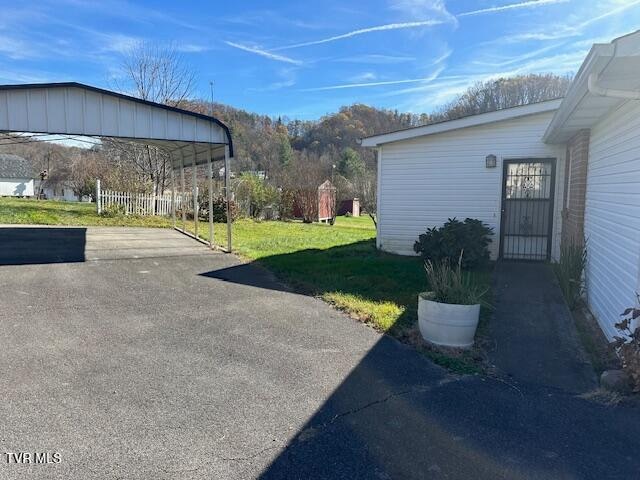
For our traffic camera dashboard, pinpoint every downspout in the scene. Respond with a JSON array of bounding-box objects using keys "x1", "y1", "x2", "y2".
[{"x1": 588, "y1": 73, "x2": 640, "y2": 99}]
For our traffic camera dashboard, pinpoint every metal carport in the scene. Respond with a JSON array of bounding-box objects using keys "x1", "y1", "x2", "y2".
[{"x1": 0, "y1": 82, "x2": 234, "y2": 251}]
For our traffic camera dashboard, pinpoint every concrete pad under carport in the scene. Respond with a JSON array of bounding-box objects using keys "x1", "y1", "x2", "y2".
[
  {"x1": 0, "y1": 226, "x2": 639, "y2": 479},
  {"x1": 0, "y1": 225, "x2": 211, "y2": 264}
]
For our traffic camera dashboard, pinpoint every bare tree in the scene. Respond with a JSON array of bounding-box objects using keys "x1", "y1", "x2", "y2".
[
  {"x1": 282, "y1": 150, "x2": 333, "y2": 223},
  {"x1": 432, "y1": 74, "x2": 572, "y2": 122},
  {"x1": 68, "y1": 149, "x2": 107, "y2": 200},
  {"x1": 111, "y1": 41, "x2": 197, "y2": 194},
  {"x1": 116, "y1": 41, "x2": 196, "y2": 106},
  {"x1": 358, "y1": 170, "x2": 377, "y2": 227},
  {"x1": 100, "y1": 139, "x2": 172, "y2": 194}
]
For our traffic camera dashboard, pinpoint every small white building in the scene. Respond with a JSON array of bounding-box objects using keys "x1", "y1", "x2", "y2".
[
  {"x1": 363, "y1": 30, "x2": 640, "y2": 340},
  {"x1": 41, "y1": 181, "x2": 90, "y2": 202},
  {"x1": 0, "y1": 153, "x2": 35, "y2": 197}
]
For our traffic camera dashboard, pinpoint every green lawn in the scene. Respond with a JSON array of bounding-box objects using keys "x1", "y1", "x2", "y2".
[
  {"x1": 0, "y1": 197, "x2": 173, "y2": 228},
  {"x1": 1, "y1": 198, "x2": 491, "y2": 372}
]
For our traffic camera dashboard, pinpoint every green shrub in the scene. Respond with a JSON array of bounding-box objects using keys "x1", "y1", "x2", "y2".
[
  {"x1": 198, "y1": 195, "x2": 239, "y2": 223},
  {"x1": 99, "y1": 204, "x2": 126, "y2": 217},
  {"x1": 414, "y1": 218, "x2": 493, "y2": 270},
  {"x1": 553, "y1": 241, "x2": 587, "y2": 310},
  {"x1": 234, "y1": 173, "x2": 279, "y2": 219},
  {"x1": 423, "y1": 253, "x2": 490, "y2": 306}
]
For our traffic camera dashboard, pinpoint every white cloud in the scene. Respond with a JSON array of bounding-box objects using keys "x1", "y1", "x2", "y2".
[
  {"x1": 302, "y1": 67, "x2": 443, "y2": 92},
  {"x1": 256, "y1": 0, "x2": 572, "y2": 55},
  {"x1": 225, "y1": 41, "x2": 303, "y2": 65},
  {"x1": 0, "y1": 69, "x2": 51, "y2": 84},
  {"x1": 350, "y1": 72, "x2": 378, "y2": 82},
  {"x1": 502, "y1": 31, "x2": 579, "y2": 43},
  {"x1": 53, "y1": 0, "x2": 205, "y2": 32},
  {"x1": 334, "y1": 54, "x2": 417, "y2": 64},
  {"x1": 390, "y1": 48, "x2": 585, "y2": 112},
  {"x1": 273, "y1": 20, "x2": 446, "y2": 50},
  {"x1": 0, "y1": 34, "x2": 37, "y2": 59},
  {"x1": 249, "y1": 67, "x2": 298, "y2": 91},
  {"x1": 389, "y1": 0, "x2": 457, "y2": 24},
  {"x1": 502, "y1": 50, "x2": 588, "y2": 74},
  {"x1": 458, "y1": 0, "x2": 570, "y2": 17},
  {"x1": 574, "y1": 0, "x2": 640, "y2": 29},
  {"x1": 431, "y1": 48, "x2": 452, "y2": 65},
  {"x1": 472, "y1": 43, "x2": 562, "y2": 68},
  {"x1": 100, "y1": 33, "x2": 141, "y2": 54},
  {"x1": 482, "y1": 1, "x2": 639, "y2": 46},
  {"x1": 175, "y1": 44, "x2": 210, "y2": 53}
]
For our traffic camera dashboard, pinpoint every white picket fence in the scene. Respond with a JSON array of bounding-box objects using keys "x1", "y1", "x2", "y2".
[{"x1": 98, "y1": 189, "x2": 191, "y2": 216}]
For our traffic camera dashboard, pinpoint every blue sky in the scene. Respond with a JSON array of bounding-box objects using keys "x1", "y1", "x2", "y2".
[{"x1": 1, "y1": 0, "x2": 639, "y2": 119}]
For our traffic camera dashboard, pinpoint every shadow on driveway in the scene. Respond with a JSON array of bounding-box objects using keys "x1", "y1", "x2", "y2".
[
  {"x1": 0, "y1": 226, "x2": 86, "y2": 265},
  {"x1": 197, "y1": 249, "x2": 640, "y2": 479},
  {"x1": 257, "y1": 338, "x2": 640, "y2": 479}
]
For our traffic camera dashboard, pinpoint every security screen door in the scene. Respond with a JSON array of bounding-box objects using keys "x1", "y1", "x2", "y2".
[{"x1": 499, "y1": 159, "x2": 556, "y2": 261}]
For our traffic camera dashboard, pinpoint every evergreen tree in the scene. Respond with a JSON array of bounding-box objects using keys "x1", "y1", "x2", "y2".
[{"x1": 338, "y1": 148, "x2": 365, "y2": 180}]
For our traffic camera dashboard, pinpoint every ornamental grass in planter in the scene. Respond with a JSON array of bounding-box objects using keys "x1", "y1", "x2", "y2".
[{"x1": 418, "y1": 252, "x2": 490, "y2": 348}]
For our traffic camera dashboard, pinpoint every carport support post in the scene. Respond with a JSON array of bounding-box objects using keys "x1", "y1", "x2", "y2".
[
  {"x1": 170, "y1": 165, "x2": 176, "y2": 228},
  {"x1": 180, "y1": 153, "x2": 186, "y2": 231},
  {"x1": 96, "y1": 179, "x2": 101, "y2": 214},
  {"x1": 207, "y1": 147, "x2": 214, "y2": 249},
  {"x1": 225, "y1": 145, "x2": 232, "y2": 252},
  {"x1": 192, "y1": 147, "x2": 199, "y2": 240}
]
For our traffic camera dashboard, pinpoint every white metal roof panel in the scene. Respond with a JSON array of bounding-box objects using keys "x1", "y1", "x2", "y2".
[{"x1": 0, "y1": 82, "x2": 233, "y2": 169}]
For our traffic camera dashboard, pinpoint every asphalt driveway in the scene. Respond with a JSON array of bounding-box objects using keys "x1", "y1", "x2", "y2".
[{"x1": 1, "y1": 226, "x2": 639, "y2": 479}]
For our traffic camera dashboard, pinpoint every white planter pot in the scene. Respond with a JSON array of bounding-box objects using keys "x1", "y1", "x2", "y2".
[{"x1": 417, "y1": 293, "x2": 480, "y2": 348}]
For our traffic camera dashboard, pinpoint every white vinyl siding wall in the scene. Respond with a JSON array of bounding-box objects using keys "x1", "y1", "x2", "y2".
[
  {"x1": 584, "y1": 100, "x2": 640, "y2": 340},
  {"x1": 0, "y1": 178, "x2": 34, "y2": 197},
  {"x1": 377, "y1": 111, "x2": 565, "y2": 259}
]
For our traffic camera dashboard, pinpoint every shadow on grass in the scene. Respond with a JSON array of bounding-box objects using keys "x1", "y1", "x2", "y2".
[
  {"x1": 200, "y1": 239, "x2": 425, "y2": 338},
  {"x1": 200, "y1": 239, "x2": 492, "y2": 374},
  {"x1": 0, "y1": 227, "x2": 86, "y2": 265}
]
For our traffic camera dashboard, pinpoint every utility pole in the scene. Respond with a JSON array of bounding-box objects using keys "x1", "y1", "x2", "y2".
[
  {"x1": 209, "y1": 81, "x2": 214, "y2": 116},
  {"x1": 38, "y1": 152, "x2": 51, "y2": 200}
]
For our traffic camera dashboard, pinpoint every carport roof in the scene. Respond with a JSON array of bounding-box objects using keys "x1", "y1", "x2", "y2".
[{"x1": 0, "y1": 82, "x2": 233, "y2": 169}]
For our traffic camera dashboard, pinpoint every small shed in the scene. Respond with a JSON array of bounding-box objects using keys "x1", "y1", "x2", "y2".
[
  {"x1": 42, "y1": 180, "x2": 91, "y2": 202},
  {"x1": 0, "y1": 153, "x2": 35, "y2": 197},
  {"x1": 338, "y1": 198, "x2": 360, "y2": 217},
  {"x1": 293, "y1": 180, "x2": 337, "y2": 223},
  {"x1": 318, "y1": 180, "x2": 336, "y2": 222}
]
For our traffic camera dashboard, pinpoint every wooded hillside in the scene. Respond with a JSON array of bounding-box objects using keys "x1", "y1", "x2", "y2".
[{"x1": 0, "y1": 72, "x2": 572, "y2": 216}]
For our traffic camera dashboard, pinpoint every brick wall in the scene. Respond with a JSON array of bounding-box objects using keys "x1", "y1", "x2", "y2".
[{"x1": 562, "y1": 129, "x2": 590, "y2": 246}]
